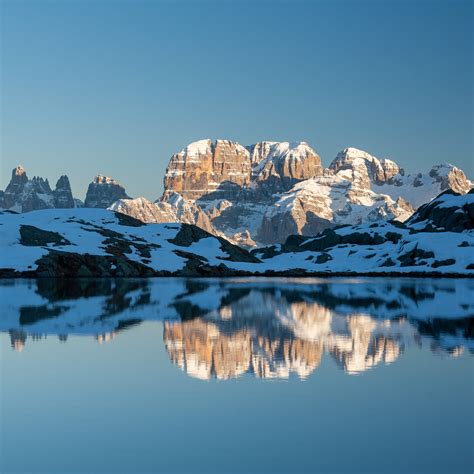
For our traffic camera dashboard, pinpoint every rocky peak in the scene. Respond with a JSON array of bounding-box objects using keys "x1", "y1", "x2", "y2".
[
  {"x1": 163, "y1": 139, "x2": 324, "y2": 200},
  {"x1": 5, "y1": 166, "x2": 28, "y2": 195},
  {"x1": 53, "y1": 175, "x2": 75, "y2": 208},
  {"x1": 248, "y1": 141, "x2": 324, "y2": 192},
  {"x1": 329, "y1": 147, "x2": 401, "y2": 187},
  {"x1": 84, "y1": 175, "x2": 130, "y2": 208},
  {"x1": 428, "y1": 163, "x2": 472, "y2": 195},
  {"x1": 1, "y1": 166, "x2": 76, "y2": 212}
]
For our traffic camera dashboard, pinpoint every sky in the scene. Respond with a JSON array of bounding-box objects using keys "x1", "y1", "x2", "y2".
[{"x1": 1, "y1": 0, "x2": 472, "y2": 201}]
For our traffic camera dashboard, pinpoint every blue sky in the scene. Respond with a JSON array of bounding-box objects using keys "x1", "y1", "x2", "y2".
[{"x1": 1, "y1": 0, "x2": 472, "y2": 200}]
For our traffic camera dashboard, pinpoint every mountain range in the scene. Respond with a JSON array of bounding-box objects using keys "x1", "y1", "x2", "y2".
[
  {"x1": 1, "y1": 139, "x2": 472, "y2": 249},
  {"x1": 3, "y1": 139, "x2": 469, "y2": 247}
]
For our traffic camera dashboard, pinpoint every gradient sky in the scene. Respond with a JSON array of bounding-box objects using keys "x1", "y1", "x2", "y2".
[{"x1": 1, "y1": 0, "x2": 472, "y2": 200}]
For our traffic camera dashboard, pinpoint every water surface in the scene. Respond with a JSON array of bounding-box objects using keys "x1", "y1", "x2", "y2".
[{"x1": 1, "y1": 278, "x2": 473, "y2": 473}]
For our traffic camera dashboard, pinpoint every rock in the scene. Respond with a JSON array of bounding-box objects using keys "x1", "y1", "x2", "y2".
[
  {"x1": 163, "y1": 139, "x2": 252, "y2": 200},
  {"x1": 109, "y1": 194, "x2": 215, "y2": 234},
  {"x1": 407, "y1": 189, "x2": 474, "y2": 232},
  {"x1": 19, "y1": 225, "x2": 71, "y2": 247},
  {"x1": 84, "y1": 175, "x2": 130, "y2": 208},
  {"x1": 53, "y1": 176, "x2": 75, "y2": 208}
]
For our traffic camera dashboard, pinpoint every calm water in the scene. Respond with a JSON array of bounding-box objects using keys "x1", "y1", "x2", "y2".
[{"x1": 1, "y1": 277, "x2": 473, "y2": 473}]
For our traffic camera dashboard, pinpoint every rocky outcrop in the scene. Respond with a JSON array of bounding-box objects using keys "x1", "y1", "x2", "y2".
[
  {"x1": 406, "y1": 189, "x2": 474, "y2": 232},
  {"x1": 84, "y1": 175, "x2": 130, "y2": 208},
  {"x1": 109, "y1": 194, "x2": 215, "y2": 234},
  {"x1": 0, "y1": 166, "x2": 76, "y2": 212}
]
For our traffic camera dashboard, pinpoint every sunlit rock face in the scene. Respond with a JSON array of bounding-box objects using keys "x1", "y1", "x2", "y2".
[
  {"x1": 329, "y1": 148, "x2": 401, "y2": 188},
  {"x1": 163, "y1": 319, "x2": 324, "y2": 381},
  {"x1": 163, "y1": 139, "x2": 252, "y2": 201},
  {"x1": 109, "y1": 194, "x2": 215, "y2": 234}
]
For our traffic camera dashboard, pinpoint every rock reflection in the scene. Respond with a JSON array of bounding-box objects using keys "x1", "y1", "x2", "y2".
[
  {"x1": 163, "y1": 307, "x2": 405, "y2": 380},
  {"x1": 1, "y1": 278, "x2": 472, "y2": 379}
]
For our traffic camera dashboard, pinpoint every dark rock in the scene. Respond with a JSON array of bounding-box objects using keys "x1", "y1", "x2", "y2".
[
  {"x1": 19, "y1": 225, "x2": 71, "y2": 247},
  {"x1": 431, "y1": 259, "x2": 456, "y2": 268}
]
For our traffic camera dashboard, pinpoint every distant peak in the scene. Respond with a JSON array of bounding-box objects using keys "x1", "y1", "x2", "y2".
[{"x1": 13, "y1": 165, "x2": 26, "y2": 176}]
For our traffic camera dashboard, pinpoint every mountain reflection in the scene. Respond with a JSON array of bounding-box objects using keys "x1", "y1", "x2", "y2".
[{"x1": 1, "y1": 278, "x2": 472, "y2": 379}]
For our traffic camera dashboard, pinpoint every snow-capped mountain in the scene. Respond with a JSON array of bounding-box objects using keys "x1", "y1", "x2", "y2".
[
  {"x1": 116, "y1": 139, "x2": 471, "y2": 246},
  {"x1": 0, "y1": 166, "x2": 76, "y2": 212}
]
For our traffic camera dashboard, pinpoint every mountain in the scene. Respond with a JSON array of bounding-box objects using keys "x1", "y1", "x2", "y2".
[
  {"x1": 129, "y1": 140, "x2": 471, "y2": 246},
  {"x1": 1, "y1": 190, "x2": 472, "y2": 277},
  {"x1": 84, "y1": 175, "x2": 130, "y2": 208},
  {"x1": 0, "y1": 166, "x2": 76, "y2": 212},
  {"x1": 0, "y1": 167, "x2": 131, "y2": 212}
]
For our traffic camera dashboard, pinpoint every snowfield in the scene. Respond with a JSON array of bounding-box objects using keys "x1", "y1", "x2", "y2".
[{"x1": 0, "y1": 190, "x2": 473, "y2": 277}]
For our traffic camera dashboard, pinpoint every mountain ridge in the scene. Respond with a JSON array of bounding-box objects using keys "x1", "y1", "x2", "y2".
[{"x1": 1, "y1": 139, "x2": 471, "y2": 247}]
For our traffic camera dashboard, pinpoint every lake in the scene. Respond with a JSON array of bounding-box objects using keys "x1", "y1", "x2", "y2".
[{"x1": 1, "y1": 277, "x2": 473, "y2": 473}]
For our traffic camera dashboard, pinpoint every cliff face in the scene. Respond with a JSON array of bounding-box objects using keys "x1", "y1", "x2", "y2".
[
  {"x1": 163, "y1": 139, "x2": 324, "y2": 201},
  {"x1": 163, "y1": 139, "x2": 252, "y2": 200}
]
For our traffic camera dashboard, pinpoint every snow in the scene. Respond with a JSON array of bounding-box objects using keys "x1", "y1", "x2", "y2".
[
  {"x1": 181, "y1": 139, "x2": 211, "y2": 158},
  {"x1": 433, "y1": 190, "x2": 474, "y2": 209},
  {"x1": 1, "y1": 189, "x2": 473, "y2": 277}
]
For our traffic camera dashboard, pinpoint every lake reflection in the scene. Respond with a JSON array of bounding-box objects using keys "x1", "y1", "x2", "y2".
[{"x1": 2, "y1": 278, "x2": 473, "y2": 379}]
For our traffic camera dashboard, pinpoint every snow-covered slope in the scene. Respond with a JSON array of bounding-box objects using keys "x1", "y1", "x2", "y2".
[
  {"x1": 1, "y1": 191, "x2": 473, "y2": 276},
  {"x1": 0, "y1": 208, "x2": 258, "y2": 277},
  {"x1": 250, "y1": 189, "x2": 474, "y2": 275}
]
